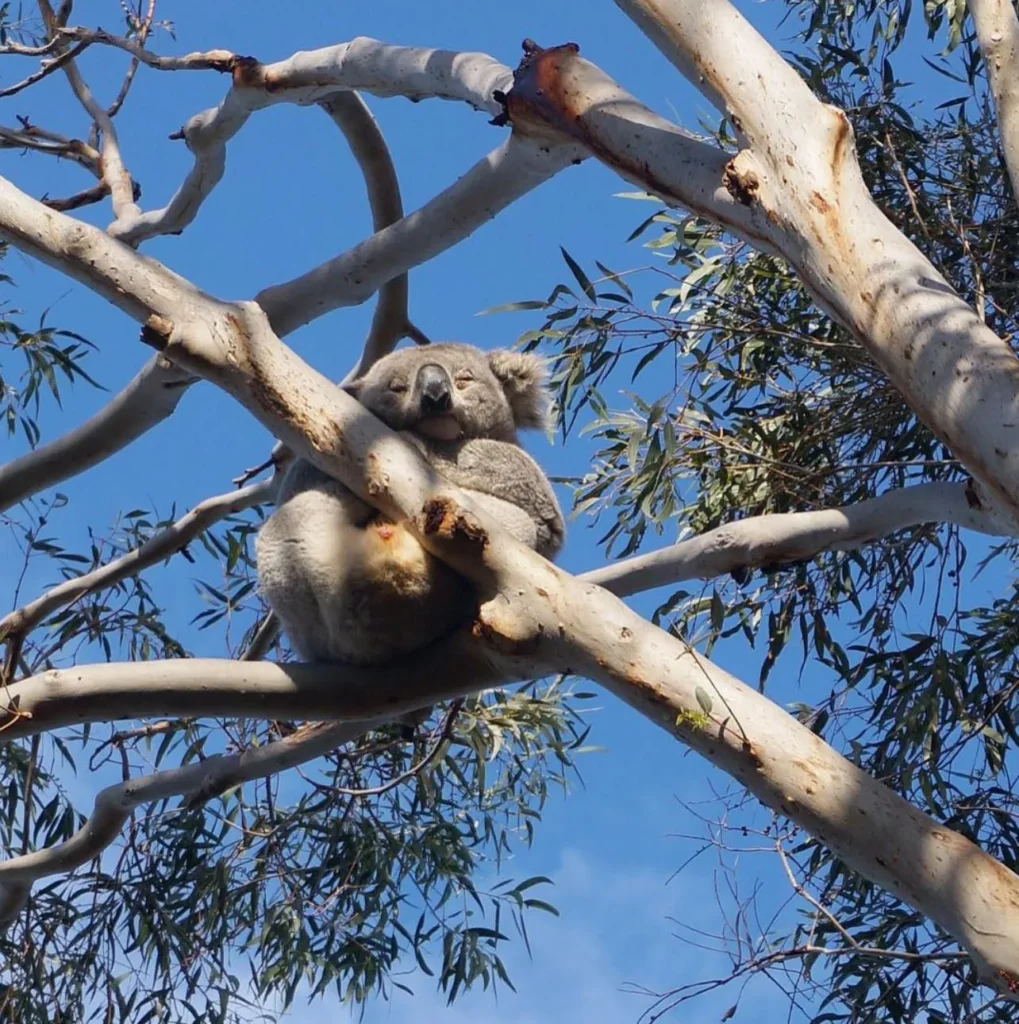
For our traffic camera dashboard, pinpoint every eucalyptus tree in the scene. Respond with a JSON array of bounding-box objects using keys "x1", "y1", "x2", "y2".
[{"x1": 1, "y1": 1, "x2": 1019, "y2": 1022}]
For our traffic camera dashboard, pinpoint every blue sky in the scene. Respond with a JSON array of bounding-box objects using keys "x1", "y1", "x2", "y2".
[{"x1": 0, "y1": 2, "x2": 1006, "y2": 1022}]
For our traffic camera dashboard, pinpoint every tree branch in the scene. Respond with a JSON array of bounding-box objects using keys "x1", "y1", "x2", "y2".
[
  {"x1": 255, "y1": 133, "x2": 585, "y2": 337},
  {"x1": 586, "y1": 480, "x2": 1016, "y2": 597},
  {"x1": 0, "y1": 715, "x2": 386, "y2": 924},
  {"x1": 105, "y1": 0, "x2": 156, "y2": 119},
  {"x1": 0, "y1": 643, "x2": 501, "y2": 743},
  {"x1": 496, "y1": 41, "x2": 775, "y2": 253},
  {"x1": 0, "y1": 103, "x2": 561, "y2": 510},
  {"x1": 5, "y1": 477, "x2": 1012, "y2": 732},
  {"x1": 75, "y1": 35, "x2": 515, "y2": 246},
  {"x1": 0, "y1": 40, "x2": 90, "y2": 99},
  {"x1": 318, "y1": 91, "x2": 423, "y2": 372},
  {"x1": 968, "y1": 0, "x2": 1019, "y2": 199},
  {"x1": 3, "y1": 40, "x2": 1019, "y2": 995},
  {"x1": 0, "y1": 120, "x2": 100, "y2": 173},
  {"x1": 38, "y1": 1, "x2": 140, "y2": 224},
  {"x1": 601, "y1": 0, "x2": 1019, "y2": 525}
]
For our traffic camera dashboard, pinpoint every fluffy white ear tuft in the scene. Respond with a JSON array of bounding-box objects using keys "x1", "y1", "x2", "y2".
[{"x1": 488, "y1": 349, "x2": 551, "y2": 430}]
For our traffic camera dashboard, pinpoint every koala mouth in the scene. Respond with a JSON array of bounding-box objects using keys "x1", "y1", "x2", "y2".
[{"x1": 416, "y1": 414, "x2": 463, "y2": 441}]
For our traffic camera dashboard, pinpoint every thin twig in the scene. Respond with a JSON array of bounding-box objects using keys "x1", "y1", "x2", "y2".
[
  {"x1": 330, "y1": 699, "x2": 463, "y2": 798},
  {"x1": 0, "y1": 40, "x2": 90, "y2": 99},
  {"x1": 106, "y1": 0, "x2": 156, "y2": 117}
]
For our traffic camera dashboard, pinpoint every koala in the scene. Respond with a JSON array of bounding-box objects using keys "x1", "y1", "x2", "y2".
[{"x1": 255, "y1": 343, "x2": 565, "y2": 671}]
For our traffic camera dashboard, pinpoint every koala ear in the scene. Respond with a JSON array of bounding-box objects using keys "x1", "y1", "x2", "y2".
[{"x1": 488, "y1": 349, "x2": 551, "y2": 430}]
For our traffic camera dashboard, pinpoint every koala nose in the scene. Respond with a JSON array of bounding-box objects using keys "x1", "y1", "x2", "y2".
[{"x1": 417, "y1": 364, "x2": 453, "y2": 414}]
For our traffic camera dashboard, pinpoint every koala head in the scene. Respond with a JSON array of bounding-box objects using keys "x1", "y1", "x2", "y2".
[{"x1": 348, "y1": 343, "x2": 551, "y2": 443}]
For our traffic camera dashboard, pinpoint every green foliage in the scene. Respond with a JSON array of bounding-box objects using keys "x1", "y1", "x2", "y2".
[
  {"x1": 0, "y1": 684, "x2": 585, "y2": 1023},
  {"x1": 485, "y1": 3, "x2": 1019, "y2": 1020},
  {"x1": 4, "y1": 0, "x2": 1019, "y2": 1019},
  {"x1": 0, "y1": 244, "x2": 588, "y2": 1020},
  {"x1": 0, "y1": 252, "x2": 101, "y2": 448}
]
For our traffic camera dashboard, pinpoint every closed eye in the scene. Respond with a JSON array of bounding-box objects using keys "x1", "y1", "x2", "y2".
[
  {"x1": 454, "y1": 374, "x2": 474, "y2": 390},
  {"x1": 389, "y1": 381, "x2": 408, "y2": 393}
]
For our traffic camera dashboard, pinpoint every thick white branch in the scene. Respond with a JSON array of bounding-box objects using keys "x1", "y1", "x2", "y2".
[
  {"x1": 604, "y1": 0, "x2": 1019, "y2": 526},
  {"x1": 587, "y1": 481, "x2": 1015, "y2": 596},
  {"x1": 0, "y1": 89, "x2": 421, "y2": 513},
  {"x1": 121, "y1": 307, "x2": 1019, "y2": 991},
  {"x1": 500, "y1": 42, "x2": 774, "y2": 252},
  {"x1": 319, "y1": 91, "x2": 419, "y2": 370},
  {"x1": 968, "y1": 0, "x2": 1019, "y2": 199},
  {"x1": 98, "y1": 36, "x2": 513, "y2": 246},
  {"x1": 4, "y1": 70, "x2": 1019, "y2": 995},
  {"x1": 3, "y1": 480, "x2": 1011, "y2": 725},
  {"x1": 0, "y1": 645, "x2": 500, "y2": 742},
  {"x1": 0, "y1": 104, "x2": 565, "y2": 510},
  {"x1": 6, "y1": 538, "x2": 1019, "y2": 994},
  {"x1": 0, "y1": 355, "x2": 193, "y2": 514},
  {"x1": 256, "y1": 133, "x2": 585, "y2": 337}
]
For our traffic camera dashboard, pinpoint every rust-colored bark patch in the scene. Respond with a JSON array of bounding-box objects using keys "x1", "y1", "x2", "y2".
[
  {"x1": 810, "y1": 191, "x2": 832, "y2": 214},
  {"x1": 421, "y1": 498, "x2": 488, "y2": 549},
  {"x1": 998, "y1": 969, "x2": 1019, "y2": 994},
  {"x1": 722, "y1": 159, "x2": 760, "y2": 206},
  {"x1": 140, "y1": 314, "x2": 173, "y2": 351},
  {"x1": 231, "y1": 56, "x2": 264, "y2": 88}
]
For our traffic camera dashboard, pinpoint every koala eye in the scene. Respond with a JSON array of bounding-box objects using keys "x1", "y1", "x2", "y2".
[
  {"x1": 454, "y1": 373, "x2": 475, "y2": 391},
  {"x1": 388, "y1": 380, "x2": 409, "y2": 394}
]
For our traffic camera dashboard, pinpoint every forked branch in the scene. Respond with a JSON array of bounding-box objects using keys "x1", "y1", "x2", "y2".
[
  {"x1": 3, "y1": 20, "x2": 1019, "y2": 999},
  {"x1": 607, "y1": 0, "x2": 1019, "y2": 525}
]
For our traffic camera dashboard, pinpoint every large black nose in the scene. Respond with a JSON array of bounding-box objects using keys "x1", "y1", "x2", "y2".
[{"x1": 417, "y1": 364, "x2": 452, "y2": 414}]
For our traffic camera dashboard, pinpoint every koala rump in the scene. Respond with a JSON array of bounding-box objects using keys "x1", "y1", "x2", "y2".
[{"x1": 255, "y1": 343, "x2": 565, "y2": 672}]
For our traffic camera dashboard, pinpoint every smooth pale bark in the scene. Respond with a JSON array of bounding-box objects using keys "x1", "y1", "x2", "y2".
[
  {"x1": 4, "y1": 478, "x2": 1014, "y2": 734},
  {"x1": 1, "y1": 177, "x2": 1016, "y2": 990},
  {"x1": 83, "y1": 36, "x2": 515, "y2": 245},
  {"x1": 605, "y1": 0, "x2": 1019, "y2": 527},
  {"x1": 588, "y1": 481, "x2": 1015, "y2": 596},
  {"x1": 54, "y1": 43, "x2": 139, "y2": 222},
  {"x1": 0, "y1": 648, "x2": 500, "y2": 742},
  {"x1": 969, "y1": 0, "x2": 1019, "y2": 200},
  {"x1": 256, "y1": 134, "x2": 585, "y2": 336},
  {"x1": 319, "y1": 91, "x2": 420, "y2": 370},
  {"x1": 0, "y1": 85, "x2": 536, "y2": 507},
  {"x1": 9, "y1": 477, "x2": 1004, "y2": 660},
  {"x1": 1, "y1": 20, "x2": 1019, "y2": 995}
]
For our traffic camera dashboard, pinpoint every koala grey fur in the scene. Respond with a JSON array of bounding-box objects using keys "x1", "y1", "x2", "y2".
[{"x1": 255, "y1": 343, "x2": 565, "y2": 668}]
